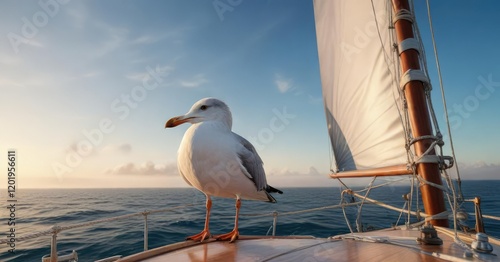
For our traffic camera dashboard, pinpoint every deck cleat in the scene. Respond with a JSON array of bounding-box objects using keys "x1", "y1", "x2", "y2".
[{"x1": 418, "y1": 224, "x2": 443, "y2": 245}]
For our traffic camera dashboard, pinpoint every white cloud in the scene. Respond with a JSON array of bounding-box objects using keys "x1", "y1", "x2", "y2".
[
  {"x1": 179, "y1": 74, "x2": 208, "y2": 88},
  {"x1": 93, "y1": 26, "x2": 128, "y2": 58},
  {"x1": 125, "y1": 65, "x2": 175, "y2": 82},
  {"x1": 132, "y1": 34, "x2": 167, "y2": 45},
  {"x1": 126, "y1": 72, "x2": 148, "y2": 82},
  {"x1": 274, "y1": 74, "x2": 292, "y2": 93},
  {"x1": 101, "y1": 143, "x2": 132, "y2": 154},
  {"x1": 117, "y1": 143, "x2": 132, "y2": 153},
  {"x1": 270, "y1": 166, "x2": 322, "y2": 177},
  {"x1": 63, "y1": 143, "x2": 132, "y2": 158},
  {"x1": 133, "y1": 35, "x2": 156, "y2": 45},
  {"x1": 454, "y1": 162, "x2": 500, "y2": 180},
  {"x1": 106, "y1": 161, "x2": 178, "y2": 176}
]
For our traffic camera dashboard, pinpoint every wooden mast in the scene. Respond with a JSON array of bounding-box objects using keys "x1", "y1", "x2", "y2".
[{"x1": 392, "y1": 0, "x2": 448, "y2": 227}]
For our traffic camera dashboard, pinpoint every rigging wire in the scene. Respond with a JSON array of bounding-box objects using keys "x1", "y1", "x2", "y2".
[
  {"x1": 408, "y1": 0, "x2": 459, "y2": 223},
  {"x1": 326, "y1": 0, "x2": 471, "y2": 247},
  {"x1": 419, "y1": 0, "x2": 467, "y2": 245},
  {"x1": 424, "y1": 0, "x2": 464, "y2": 201},
  {"x1": 407, "y1": 175, "x2": 415, "y2": 226},
  {"x1": 356, "y1": 177, "x2": 377, "y2": 232}
]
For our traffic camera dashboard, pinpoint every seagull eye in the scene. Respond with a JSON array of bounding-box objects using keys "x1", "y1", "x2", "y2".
[{"x1": 200, "y1": 105, "x2": 207, "y2": 111}]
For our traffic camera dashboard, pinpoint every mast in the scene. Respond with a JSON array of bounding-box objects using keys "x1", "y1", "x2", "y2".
[{"x1": 392, "y1": 0, "x2": 448, "y2": 227}]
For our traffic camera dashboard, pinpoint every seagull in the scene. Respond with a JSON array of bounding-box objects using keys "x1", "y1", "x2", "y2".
[{"x1": 165, "y1": 97, "x2": 283, "y2": 242}]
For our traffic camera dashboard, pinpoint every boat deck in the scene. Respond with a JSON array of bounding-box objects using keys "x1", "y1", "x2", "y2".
[{"x1": 117, "y1": 227, "x2": 499, "y2": 261}]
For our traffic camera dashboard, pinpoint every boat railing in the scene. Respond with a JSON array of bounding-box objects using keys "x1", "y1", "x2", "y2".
[
  {"x1": 1, "y1": 196, "x2": 499, "y2": 262},
  {"x1": 0, "y1": 201, "x2": 373, "y2": 262},
  {"x1": 0, "y1": 204, "x2": 199, "y2": 262}
]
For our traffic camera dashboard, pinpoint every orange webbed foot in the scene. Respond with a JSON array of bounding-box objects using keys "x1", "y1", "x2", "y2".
[
  {"x1": 186, "y1": 229, "x2": 211, "y2": 242},
  {"x1": 215, "y1": 229, "x2": 239, "y2": 243}
]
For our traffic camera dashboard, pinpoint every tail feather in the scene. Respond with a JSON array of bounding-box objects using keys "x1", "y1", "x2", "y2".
[
  {"x1": 260, "y1": 185, "x2": 282, "y2": 203},
  {"x1": 265, "y1": 192, "x2": 277, "y2": 203},
  {"x1": 266, "y1": 185, "x2": 283, "y2": 194}
]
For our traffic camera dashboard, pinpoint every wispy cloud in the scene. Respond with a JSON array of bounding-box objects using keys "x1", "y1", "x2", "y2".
[
  {"x1": 180, "y1": 74, "x2": 208, "y2": 88},
  {"x1": 274, "y1": 74, "x2": 292, "y2": 93},
  {"x1": 126, "y1": 72, "x2": 149, "y2": 82},
  {"x1": 102, "y1": 143, "x2": 132, "y2": 154},
  {"x1": 132, "y1": 34, "x2": 166, "y2": 45},
  {"x1": 307, "y1": 94, "x2": 323, "y2": 105},
  {"x1": 93, "y1": 25, "x2": 129, "y2": 58},
  {"x1": 0, "y1": 71, "x2": 62, "y2": 90},
  {"x1": 270, "y1": 166, "x2": 321, "y2": 176},
  {"x1": 64, "y1": 141, "x2": 97, "y2": 157},
  {"x1": 63, "y1": 143, "x2": 131, "y2": 158},
  {"x1": 62, "y1": 13, "x2": 129, "y2": 59},
  {"x1": 106, "y1": 161, "x2": 178, "y2": 176},
  {"x1": 456, "y1": 162, "x2": 500, "y2": 180},
  {"x1": 126, "y1": 65, "x2": 175, "y2": 82}
]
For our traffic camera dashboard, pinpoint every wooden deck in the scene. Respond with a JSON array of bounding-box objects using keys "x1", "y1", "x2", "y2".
[{"x1": 117, "y1": 227, "x2": 499, "y2": 261}]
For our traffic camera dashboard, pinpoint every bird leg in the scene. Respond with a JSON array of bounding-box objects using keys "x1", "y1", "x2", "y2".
[
  {"x1": 187, "y1": 196, "x2": 212, "y2": 242},
  {"x1": 215, "y1": 197, "x2": 241, "y2": 243}
]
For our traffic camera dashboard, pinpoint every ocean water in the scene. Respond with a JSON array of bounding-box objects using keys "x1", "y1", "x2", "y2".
[{"x1": 1, "y1": 180, "x2": 499, "y2": 261}]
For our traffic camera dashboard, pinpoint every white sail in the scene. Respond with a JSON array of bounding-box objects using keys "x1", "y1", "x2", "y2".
[{"x1": 314, "y1": 0, "x2": 408, "y2": 173}]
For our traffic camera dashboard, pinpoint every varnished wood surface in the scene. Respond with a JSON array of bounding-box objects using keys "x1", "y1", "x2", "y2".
[
  {"x1": 392, "y1": 0, "x2": 448, "y2": 227},
  {"x1": 117, "y1": 228, "x2": 499, "y2": 262},
  {"x1": 329, "y1": 164, "x2": 412, "y2": 178}
]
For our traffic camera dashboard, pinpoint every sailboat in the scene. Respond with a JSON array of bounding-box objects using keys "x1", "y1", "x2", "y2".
[
  {"x1": 20, "y1": 0, "x2": 500, "y2": 261},
  {"x1": 106, "y1": 1, "x2": 499, "y2": 261}
]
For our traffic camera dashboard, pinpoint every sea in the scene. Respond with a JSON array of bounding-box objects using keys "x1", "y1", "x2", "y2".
[{"x1": 1, "y1": 180, "x2": 499, "y2": 261}]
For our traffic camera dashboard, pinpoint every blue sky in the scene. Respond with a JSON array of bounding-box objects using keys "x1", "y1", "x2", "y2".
[{"x1": 0, "y1": 0, "x2": 498, "y2": 188}]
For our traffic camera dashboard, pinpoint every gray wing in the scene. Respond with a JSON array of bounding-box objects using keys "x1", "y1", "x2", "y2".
[{"x1": 233, "y1": 133, "x2": 267, "y2": 191}]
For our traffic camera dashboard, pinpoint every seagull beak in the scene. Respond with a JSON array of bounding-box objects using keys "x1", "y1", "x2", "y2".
[{"x1": 165, "y1": 116, "x2": 193, "y2": 128}]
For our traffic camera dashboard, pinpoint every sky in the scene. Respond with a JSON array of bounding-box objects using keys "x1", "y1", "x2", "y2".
[{"x1": 0, "y1": 0, "x2": 499, "y2": 189}]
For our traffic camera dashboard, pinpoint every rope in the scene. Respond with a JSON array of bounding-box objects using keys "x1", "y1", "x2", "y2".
[
  {"x1": 338, "y1": 234, "x2": 471, "y2": 262},
  {"x1": 483, "y1": 214, "x2": 500, "y2": 221},
  {"x1": 356, "y1": 177, "x2": 376, "y2": 232},
  {"x1": 395, "y1": 201, "x2": 407, "y2": 227},
  {"x1": 354, "y1": 177, "x2": 408, "y2": 194},
  {"x1": 350, "y1": 191, "x2": 428, "y2": 218},
  {"x1": 341, "y1": 190, "x2": 356, "y2": 234},
  {"x1": 276, "y1": 202, "x2": 360, "y2": 217},
  {"x1": 393, "y1": 9, "x2": 414, "y2": 24},
  {"x1": 2, "y1": 189, "x2": 498, "y2": 251},
  {"x1": 416, "y1": 1, "x2": 466, "y2": 247},
  {"x1": 1, "y1": 228, "x2": 55, "y2": 243}
]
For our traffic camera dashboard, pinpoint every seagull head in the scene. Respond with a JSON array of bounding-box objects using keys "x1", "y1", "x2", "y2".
[{"x1": 165, "y1": 97, "x2": 233, "y2": 129}]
